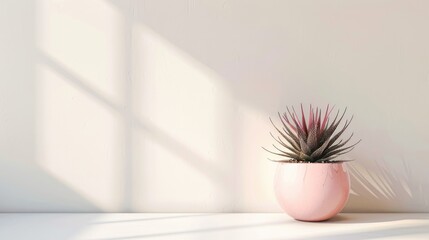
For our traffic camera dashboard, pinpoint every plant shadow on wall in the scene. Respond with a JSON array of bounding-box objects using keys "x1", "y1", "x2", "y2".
[
  {"x1": 346, "y1": 156, "x2": 429, "y2": 213},
  {"x1": 344, "y1": 127, "x2": 429, "y2": 213}
]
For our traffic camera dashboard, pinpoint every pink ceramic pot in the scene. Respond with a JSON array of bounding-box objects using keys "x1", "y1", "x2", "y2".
[{"x1": 274, "y1": 162, "x2": 350, "y2": 221}]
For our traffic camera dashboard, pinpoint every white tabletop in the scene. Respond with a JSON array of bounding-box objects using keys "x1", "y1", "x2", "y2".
[{"x1": 0, "y1": 213, "x2": 428, "y2": 240}]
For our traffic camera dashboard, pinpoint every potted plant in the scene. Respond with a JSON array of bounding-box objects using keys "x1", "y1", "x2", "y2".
[{"x1": 264, "y1": 104, "x2": 360, "y2": 221}]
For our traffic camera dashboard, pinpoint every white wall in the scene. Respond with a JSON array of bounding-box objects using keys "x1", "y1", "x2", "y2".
[{"x1": 1, "y1": 0, "x2": 429, "y2": 212}]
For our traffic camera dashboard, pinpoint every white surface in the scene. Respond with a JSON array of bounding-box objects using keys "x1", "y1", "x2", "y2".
[
  {"x1": 0, "y1": 213, "x2": 429, "y2": 240},
  {"x1": 2, "y1": 0, "x2": 429, "y2": 212}
]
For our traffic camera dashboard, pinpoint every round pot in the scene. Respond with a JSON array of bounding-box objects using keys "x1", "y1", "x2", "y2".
[{"x1": 274, "y1": 162, "x2": 350, "y2": 221}]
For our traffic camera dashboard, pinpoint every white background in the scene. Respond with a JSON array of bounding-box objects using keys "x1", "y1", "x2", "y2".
[{"x1": 1, "y1": 0, "x2": 429, "y2": 212}]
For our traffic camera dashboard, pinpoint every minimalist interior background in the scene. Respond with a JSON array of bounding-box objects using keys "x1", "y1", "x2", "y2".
[{"x1": 1, "y1": 0, "x2": 429, "y2": 212}]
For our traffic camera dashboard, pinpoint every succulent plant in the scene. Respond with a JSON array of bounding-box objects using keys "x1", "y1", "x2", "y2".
[{"x1": 264, "y1": 104, "x2": 360, "y2": 163}]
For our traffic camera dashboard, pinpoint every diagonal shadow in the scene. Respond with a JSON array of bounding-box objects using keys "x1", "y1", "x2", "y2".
[
  {"x1": 105, "y1": 0, "x2": 240, "y2": 212},
  {"x1": 0, "y1": 0, "x2": 100, "y2": 215},
  {"x1": 88, "y1": 220, "x2": 289, "y2": 240},
  {"x1": 105, "y1": 0, "x2": 295, "y2": 112},
  {"x1": 92, "y1": 213, "x2": 216, "y2": 224},
  {"x1": 39, "y1": 51, "x2": 226, "y2": 187}
]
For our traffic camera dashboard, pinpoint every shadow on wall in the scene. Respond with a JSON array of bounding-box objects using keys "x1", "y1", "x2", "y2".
[
  {"x1": 106, "y1": 0, "x2": 319, "y2": 213},
  {"x1": 343, "y1": 87, "x2": 429, "y2": 212},
  {"x1": 346, "y1": 156, "x2": 429, "y2": 213},
  {"x1": 108, "y1": 0, "x2": 323, "y2": 110},
  {"x1": 38, "y1": 50, "x2": 230, "y2": 211},
  {"x1": 0, "y1": 0, "x2": 98, "y2": 212},
  {"x1": 0, "y1": 159, "x2": 99, "y2": 212},
  {"x1": 345, "y1": 129, "x2": 429, "y2": 212}
]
